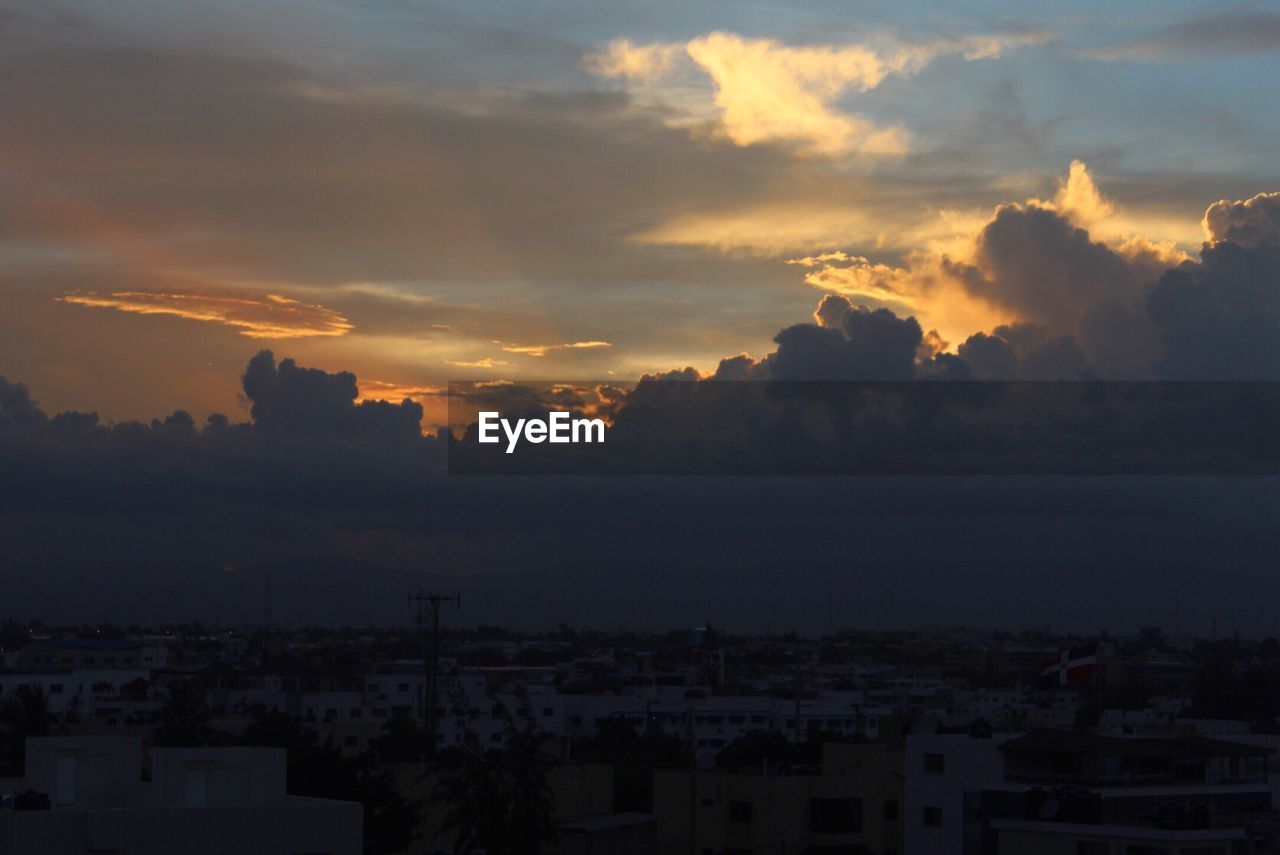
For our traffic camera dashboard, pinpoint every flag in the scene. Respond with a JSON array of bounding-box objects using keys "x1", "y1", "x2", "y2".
[{"x1": 1039, "y1": 641, "x2": 1098, "y2": 686}]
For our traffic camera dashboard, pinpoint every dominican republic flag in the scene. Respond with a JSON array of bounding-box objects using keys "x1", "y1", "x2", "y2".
[{"x1": 1039, "y1": 642, "x2": 1098, "y2": 686}]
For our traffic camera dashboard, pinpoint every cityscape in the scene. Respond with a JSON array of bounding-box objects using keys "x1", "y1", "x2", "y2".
[
  {"x1": 3, "y1": 0, "x2": 1280, "y2": 853},
  {"x1": 4, "y1": 615, "x2": 1280, "y2": 853}
]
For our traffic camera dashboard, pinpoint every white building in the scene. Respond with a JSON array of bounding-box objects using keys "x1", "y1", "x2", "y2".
[{"x1": 0, "y1": 737, "x2": 362, "y2": 854}]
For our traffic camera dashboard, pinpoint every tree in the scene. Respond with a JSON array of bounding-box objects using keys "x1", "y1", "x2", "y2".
[
  {"x1": 241, "y1": 709, "x2": 420, "y2": 855},
  {"x1": 370, "y1": 714, "x2": 428, "y2": 764},
  {"x1": 153, "y1": 679, "x2": 222, "y2": 746},
  {"x1": 0, "y1": 686, "x2": 65, "y2": 775},
  {"x1": 433, "y1": 698, "x2": 556, "y2": 854}
]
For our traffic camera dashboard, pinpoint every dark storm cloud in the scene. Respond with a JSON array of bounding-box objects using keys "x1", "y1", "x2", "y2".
[
  {"x1": 0, "y1": 377, "x2": 44, "y2": 427},
  {"x1": 956, "y1": 324, "x2": 1088, "y2": 380},
  {"x1": 711, "y1": 298, "x2": 923, "y2": 382},
  {"x1": 958, "y1": 204, "x2": 1159, "y2": 333},
  {"x1": 1148, "y1": 241, "x2": 1280, "y2": 380},
  {"x1": 0, "y1": 353, "x2": 441, "y2": 509},
  {"x1": 241, "y1": 351, "x2": 423, "y2": 442},
  {"x1": 1139, "y1": 191, "x2": 1280, "y2": 380}
]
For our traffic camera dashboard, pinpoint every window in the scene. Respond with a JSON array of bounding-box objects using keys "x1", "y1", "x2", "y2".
[
  {"x1": 924, "y1": 752, "x2": 945, "y2": 774},
  {"x1": 922, "y1": 806, "x2": 943, "y2": 828},
  {"x1": 810, "y1": 798, "x2": 861, "y2": 834},
  {"x1": 884, "y1": 800, "x2": 898, "y2": 821},
  {"x1": 729, "y1": 800, "x2": 753, "y2": 823}
]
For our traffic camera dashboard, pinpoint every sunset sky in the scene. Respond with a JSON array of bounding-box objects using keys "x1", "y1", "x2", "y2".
[{"x1": 2, "y1": 0, "x2": 1278, "y2": 426}]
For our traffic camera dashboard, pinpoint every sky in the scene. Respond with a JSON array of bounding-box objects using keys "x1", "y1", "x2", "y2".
[{"x1": 2, "y1": 0, "x2": 1279, "y2": 428}]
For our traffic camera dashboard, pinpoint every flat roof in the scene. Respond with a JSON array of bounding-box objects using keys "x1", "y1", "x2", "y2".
[
  {"x1": 554, "y1": 812, "x2": 656, "y2": 833},
  {"x1": 1002, "y1": 729, "x2": 1266, "y2": 758},
  {"x1": 992, "y1": 819, "x2": 1247, "y2": 841}
]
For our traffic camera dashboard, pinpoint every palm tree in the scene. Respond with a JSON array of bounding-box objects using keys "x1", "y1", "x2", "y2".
[
  {"x1": 433, "y1": 695, "x2": 556, "y2": 855},
  {"x1": 0, "y1": 686, "x2": 55, "y2": 775},
  {"x1": 153, "y1": 679, "x2": 220, "y2": 746}
]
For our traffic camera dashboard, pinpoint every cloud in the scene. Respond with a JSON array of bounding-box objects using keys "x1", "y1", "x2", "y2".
[
  {"x1": 587, "y1": 30, "x2": 1048, "y2": 157},
  {"x1": 582, "y1": 38, "x2": 681, "y2": 82},
  {"x1": 957, "y1": 323, "x2": 1087, "y2": 380},
  {"x1": 444, "y1": 358, "x2": 512, "y2": 369},
  {"x1": 786, "y1": 251, "x2": 854, "y2": 267},
  {"x1": 1202, "y1": 191, "x2": 1280, "y2": 248},
  {"x1": 630, "y1": 201, "x2": 880, "y2": 254},
  {"x1": 1087, "y1": 12, "x2": 1280, "y2": 62},
  {"x1": 719, "y1": 298, "x2": 923, "y2": 381},
  {"x1": 242, "y1": 350, "x2": 423, "y2": 439},
  {"x1": 57, "y1": 290, "x2": 352, "y2": 339},
  {"x1": 0, "y1": 376, "x2": 46, "y2": 428},
  {"x1": 797, "y1": 255, "x2": 923, "y2": 310},
  {"x1": 1147, "y1": 213, "x2": 1280, "y2": 379},
  {"x1": 495, "y1": 340, "x2": 612, "y2": 357},
  {"x1": 682, "y1": 31, "x2": 916, "y2": 157}
]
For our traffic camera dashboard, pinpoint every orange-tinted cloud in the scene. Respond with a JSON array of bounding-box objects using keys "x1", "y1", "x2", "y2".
[
  {"x1": 495, "y1": 340, "x2": 613, "y2": 357},
  {"x1": 58, "y1": 290, "x2": 353, "y2": 339},
  {"x1": 445, "y1": 357, "x2": 512, "y2": 368}
]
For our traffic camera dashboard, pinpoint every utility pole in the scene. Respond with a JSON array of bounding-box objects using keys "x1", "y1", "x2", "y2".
[{"x1": 408, "y1": 591, "x2": 460, "y2": 760}]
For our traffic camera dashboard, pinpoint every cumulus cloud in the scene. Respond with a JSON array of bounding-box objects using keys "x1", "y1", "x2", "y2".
[
  {"x1": 1148, "y1": 239, "x2": 1280, "y2": 379},
  {"x1": 242, "y1": 350, "x2": 423, "y2": 440},
  {"x1": 1203, "y1": 191, "x2": 1280, "y2": 248},
  {"x1": 58, "y1": 290, "x2": 352, "y2": 339},
  {"x1": 957, "y1": 324, "x2": 1087, "y2": 380},
  {"x1": 0, "y1": 377, "x2": 46, "y2": 428},
  {"x1": 718, "y1": 299, "x2": 923, "y2": 381}
]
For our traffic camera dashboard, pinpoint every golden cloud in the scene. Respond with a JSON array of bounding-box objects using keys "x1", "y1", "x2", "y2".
[
  {"x1": 787, "y1": 161, "x2": 1194, "y2": 349},
  {"x1": 445, "y1": 358, "x2": 512, "y2": 368},
  {"x1": 631, "y1": 202, "x2": 879, "y2": 255},
  {"x1": 587, "y1": 30, "x2": 1050, "y2": 157},
  {"x1": 356, "y1": 379, "x2": 445, "y2": 403},
  {"x1": 582, "y1": 38, "x2": 681, "y2": 81},
  {"x1": 58, "y1": 290, "x2": 352, "y2": 339},
  {"x1": 495, "y1": 340, "x2": 613, "y2": 357}
]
